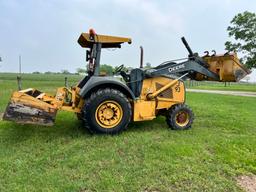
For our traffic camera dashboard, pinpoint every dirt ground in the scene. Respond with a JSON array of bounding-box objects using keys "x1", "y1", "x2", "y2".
[{"x1": 237, "y1": 175, "x2": 256, "y2": 192}]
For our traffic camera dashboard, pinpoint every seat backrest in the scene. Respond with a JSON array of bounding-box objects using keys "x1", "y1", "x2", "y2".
[{"x1": 128, "y1": 68, "x2": 145, "y2": 97}]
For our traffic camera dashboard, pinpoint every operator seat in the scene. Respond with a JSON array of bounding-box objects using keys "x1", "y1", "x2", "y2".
[{"x1": 126, "y1": 68, "x2": 145, "y2": 97}]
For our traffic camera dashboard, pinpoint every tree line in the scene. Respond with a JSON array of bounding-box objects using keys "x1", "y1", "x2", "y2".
[
  {"x1": 33, "y1": 63, "x2": 152, "y2": 75},
  {"x1": 32, "y1": 64, "x2": 132, "y2": 75}
]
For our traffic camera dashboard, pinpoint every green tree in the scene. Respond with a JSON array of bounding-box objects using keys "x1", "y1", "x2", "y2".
[
  {"x1": 145, "y1": 62, "x2": 152, "y2": 69},
  {"x1": 100, "y1": 64, "x2": 114, "y2": 75},
  {"x1": 45, "y1": 71, "x2": 53, "y2": 74},
  {"x1": 113, "y1": 65, "x2": 131, "y2": 73},
  {"x1": 225, "y1": 11, "x2": 256, "y2": 69},
  {"x1": 76, "y1": 68, "x2": 86, "y2": 74},
  {"x1": 61, "y1": 69, "x2": 71, "y2": 74}
]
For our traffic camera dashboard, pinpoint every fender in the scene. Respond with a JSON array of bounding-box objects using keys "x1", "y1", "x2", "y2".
[{"x1": 79, "y1": 76, "x2": 135, "y2": 100}]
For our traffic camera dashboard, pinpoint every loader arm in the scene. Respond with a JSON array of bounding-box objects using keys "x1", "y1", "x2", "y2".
[
  {"x1": 146, "y1": 59, "x2": 219, "y2": 81},
  {"x1": 146, "y1": 37, "x2": 250, "y2": 82}
]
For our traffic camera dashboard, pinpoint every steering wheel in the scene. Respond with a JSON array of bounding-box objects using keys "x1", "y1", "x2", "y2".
[
  {"x1": 114, "y1": 64, "x2": 130, "y2": 82},
  {"x1": 114, "y1": 64, "x2": 124, "y2": 74}
]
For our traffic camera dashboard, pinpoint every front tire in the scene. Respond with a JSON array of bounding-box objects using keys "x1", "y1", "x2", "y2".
[
  {"x1": 83, "y1": 88, "x2": 132, "y2": 134},
  {"x1": 166, "y1": 104, "x2": 194, "y2": 130}
]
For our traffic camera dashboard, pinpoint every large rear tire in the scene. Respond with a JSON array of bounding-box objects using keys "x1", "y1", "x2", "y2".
[
  {"x1": 82, "y1": 88, "x2": 132, "y2": 134},
  {"x1": 166, "y1": 104, "x2": 194, "y2": 130}
]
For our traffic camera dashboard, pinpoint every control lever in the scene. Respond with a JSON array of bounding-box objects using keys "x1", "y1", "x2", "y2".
[{"x1": 181, "y1": 37, "x2": 194, "y2": 57}]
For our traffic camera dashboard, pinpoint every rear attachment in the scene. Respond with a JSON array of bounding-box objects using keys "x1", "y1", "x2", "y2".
[{"x1": 3, "y1": 89, "x2": 58, "y2": 126}]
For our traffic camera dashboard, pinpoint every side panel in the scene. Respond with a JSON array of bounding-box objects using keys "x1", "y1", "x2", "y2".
[
  {"x1": 141, "y1": 76, "x2": 185, "y2": 108},
  {"x1": 133, "y1": 76, "x2": 185, "y2": 121},
  {"x1": 79, "y1": 76, "x2": 135, "y2": 99},
  {"x1": 133, "y1": 100, "x2": 156, "y2": 121}
]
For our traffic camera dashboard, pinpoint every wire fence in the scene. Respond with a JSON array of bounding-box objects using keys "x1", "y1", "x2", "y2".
[{"x1": 184, "y1": 80, "x2": 256, "y2": 88}]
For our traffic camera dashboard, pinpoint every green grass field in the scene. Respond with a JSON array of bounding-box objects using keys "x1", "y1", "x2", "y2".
[
  {"x1": 186, "y1": 81, "x2": 256, "y2": 92},
  {"x1": 0, "y1": 73, "x2": 256, "y2": 191}
]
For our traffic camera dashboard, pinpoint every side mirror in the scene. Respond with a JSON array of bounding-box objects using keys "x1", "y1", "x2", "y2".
[{"x1": 86, "y1": 50, "x2": 91, "y2": 61}]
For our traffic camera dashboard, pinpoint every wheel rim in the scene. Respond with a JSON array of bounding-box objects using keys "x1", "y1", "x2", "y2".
[
  {"x1": 175, "y1": 111, "x2": 189, "y2": 127},
  {"x1": 95, "y1": 100, "x2": 123, "y2": 129}
]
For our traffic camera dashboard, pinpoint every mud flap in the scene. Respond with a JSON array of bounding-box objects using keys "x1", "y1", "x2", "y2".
[{"x1": 3, "y1": 90, "x2": 57, "y2": 126}]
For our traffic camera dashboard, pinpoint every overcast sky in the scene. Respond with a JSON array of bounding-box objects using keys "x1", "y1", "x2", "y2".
[{"x1": 0, "y1": 0, "x2": 256, "y2": 81}]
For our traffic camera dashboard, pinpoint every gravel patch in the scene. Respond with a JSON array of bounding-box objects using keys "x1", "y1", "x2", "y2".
[{"x1": 237, "y1": 175, "x2": 256, "y2": 192}]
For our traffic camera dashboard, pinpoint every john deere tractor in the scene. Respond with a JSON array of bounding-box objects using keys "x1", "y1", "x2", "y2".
[{"x1": 3, "y1": 29, "x2": 250, "y2": 134}]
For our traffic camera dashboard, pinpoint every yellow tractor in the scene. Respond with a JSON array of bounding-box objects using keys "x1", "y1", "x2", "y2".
[{"x1": 3, "y1": 29, "x2": 250, "y2": 134}]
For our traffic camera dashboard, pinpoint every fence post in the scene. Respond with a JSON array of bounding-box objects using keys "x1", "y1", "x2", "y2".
[
  {"x1": 64, "y1": 77, "x2": 68, "y2": 87},
  {"x1": 17, "y1": 76, "x2": 22, "y2": 90}
]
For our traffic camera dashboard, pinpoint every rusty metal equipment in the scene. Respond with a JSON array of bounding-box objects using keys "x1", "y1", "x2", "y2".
[
  {"x1": 3, "y1": 29, "x2": 251, "y2": 134},
  {"x1": 201, "y1": 53, "x2": 250, "y2": 82}
]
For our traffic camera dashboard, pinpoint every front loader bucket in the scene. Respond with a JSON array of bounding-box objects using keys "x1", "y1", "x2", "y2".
[
  {"x1": 3, "y1": 89, "x2": 57, "y2": 126},
  {"x1": 202, "y1": 53, "x2": 251, "y2": 82}
]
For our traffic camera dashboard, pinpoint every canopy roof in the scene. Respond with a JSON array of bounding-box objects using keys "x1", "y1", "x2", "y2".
[{"x1": 78, "y1": 33, "x2": 132, "y2": 48}]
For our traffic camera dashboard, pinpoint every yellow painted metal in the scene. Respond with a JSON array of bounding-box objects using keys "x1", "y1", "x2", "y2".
[
  {"x1": 201, "y1": 53, "x2": 250, "y2": 82},
  {"x1": 53, "y1": 86, "x2": 84, "y2": 112},
  {"x1": 95, "y1": 100, "x2": 123, "y2": 128},
  {"x1": 11, "y1": 87, "x2": 84, "y2": 113},
  {"x1": 147, "y1": 78, "x2": 179, "y2": 99},
  {"x1": 78, "y1": 33, "x2": 132, "y2": 48},
  {"x1": 175, "y1": 111, "x2": 189, "y2": 127},
  {"x1": 133, "y1": 77, "x2": 185, "y2": 121},
  {"x1": 60, "y1": 106, "x2": 82, "y2": 113},
  {"x1": 3, "y1": 85, "x2": 85, "y2": 125},
  {"x1": 3, "y1": 90, "x2": 58, "y2": 125},
  {"x1": 133, "y1": 100, "x2": 156, "y2": 121},
  {"x1": 9, "y1": 91, "x2": 56, "y2": 113}
]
